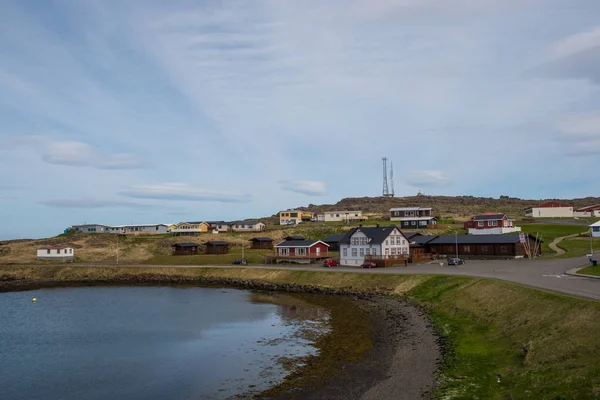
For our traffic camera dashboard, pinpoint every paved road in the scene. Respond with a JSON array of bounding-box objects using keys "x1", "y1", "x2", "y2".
[{"x1": 72, "y1": 256, "x2": 600, "y2": 301}]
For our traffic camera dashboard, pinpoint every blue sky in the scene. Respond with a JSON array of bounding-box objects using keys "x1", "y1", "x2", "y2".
[{"x1": 1, "y1": 0, "x2": 600, "y2": 239}]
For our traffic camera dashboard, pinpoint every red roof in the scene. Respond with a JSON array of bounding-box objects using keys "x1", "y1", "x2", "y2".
[
  {"x1": 38, "y1": 245, "x2": 71, "y2": 250},
  {"x1": 538, "y1": 201, "x2": 571, "y2": 208},
  {"x1": 575, "y1": 204, "x2": 600, "y2": 212}
]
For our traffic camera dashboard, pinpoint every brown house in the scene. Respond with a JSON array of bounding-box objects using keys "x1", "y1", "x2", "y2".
[
  {"x1": 250, "y1": 237, "x2": 274, "y2": 249},
  {"x1": 423, "y1": 234, "x2": 542, "y2": 258},
  {"x1": 171, "y1": 242, "x2": 199, "y2": 256},
  {"x1": 204, "y1": 241, "x2": 231, "y2": 254}
]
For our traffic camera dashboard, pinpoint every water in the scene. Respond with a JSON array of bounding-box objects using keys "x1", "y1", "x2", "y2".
[{"x1": 0, "y1": 286, "x2": 329, "y2": 400}]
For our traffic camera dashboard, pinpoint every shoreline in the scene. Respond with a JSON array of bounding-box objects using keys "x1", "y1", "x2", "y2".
[{"x1": 0, "y1": 274, "x2": 441, "y2": 400}]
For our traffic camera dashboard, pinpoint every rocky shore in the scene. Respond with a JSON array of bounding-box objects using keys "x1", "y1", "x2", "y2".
[{"x1": 1, "y1": 273, "x2": 441, "y2": 399}]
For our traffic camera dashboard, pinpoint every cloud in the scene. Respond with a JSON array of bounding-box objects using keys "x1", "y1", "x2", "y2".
[
  {"x1": 119, "y1": 183, "x2": 252, "y2": 203},
  {"x1": 39, "y1": 198, "x2": 154, "y2": 208},
  {"x1": 279, "y1": 180, "x2": 327, "y2": 196},
  {"x1": 555, "y1": 113, "x2": 600, "y2": 156},
  {"x1": 405, "y1": 171, "x2": 452, "y2": 188},
  {"x1": 8, "y1": 136, "x2": 146, "y2": 169}
]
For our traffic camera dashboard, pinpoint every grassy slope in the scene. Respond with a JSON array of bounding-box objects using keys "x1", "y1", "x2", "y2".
[
  {"x1": 2, "y1": 266, "x2": 600, "y2": 399},
  {"x1": 520, "y1": 224, "x2": 590, "y2": 254},
  {"x1": 557, "y1": 238, "x2": 600, "y2": 259}
]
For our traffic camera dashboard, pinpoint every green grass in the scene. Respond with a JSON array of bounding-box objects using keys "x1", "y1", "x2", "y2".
[
  {"x1": 578, "y1": 266, "x2": 600, "y2": 276},
  {"x1": 143, "y1": 250, "x2": 341, "y2": 265},
  {"x1": 520, "y1": 224, "x2": 590, "y2": 254},
  {"x1": 556, "y1": 238, "x2": 600, "y2": 258},
  {"x1": 3, "y1": 267, "x2": 600, "y2": 399}
]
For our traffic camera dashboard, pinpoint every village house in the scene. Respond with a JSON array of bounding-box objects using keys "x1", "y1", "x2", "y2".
[
  {"x1": 524, "y1": 202, "x2": 573, "y2": 218},
  {"x1": 37, "y1": 245, "x2": 75, "y2": 261},
  {"x1": 339, "y1": 225, "x2": 410, "y2": 266},
  {"x1": 206, "y1": 221, "x2": 231, "y2": 233},
  {"x1": 413, "y1": 234, "x2": 542, "y2": 259},
  {"x1": 463, "y1": 213, "x2": 521, "y2": 235},
  {"x1": 204, "y1": 241, "x2": 231, "y2": 254},
  {"x1": 171, "y1": 221, "x2": 210, "y2": 236},
  {"x1": 574, "y1": 205, "x2": 600, "y2": 218},
  {"x1": 278, "y1": 210, "x2": 315, "y2": 225},
  {"x1": 591, "y1": 221, "x2": 600, "y2": 238},
  {"x1": 71, "y1": 224, "x2": 108, "y2": 233},
  {"x1": 171, "y1": 243, "x2": 200, "y2": 256},
  {"x1": 322, "y1": 233, "x2": 345, "y2": 251},
  {"x1": 249, "y1": 237, "x2": 274, "y2": 249},
  {"x1": 106, "y1": 224, "x2": 168, "y2": 235},
  {"x1": 231, "y1": 221, "x2": 266, "y2": 232},
  {"x1": 272, "y1": 239, "x2": 329, "y2": 263},
  {"x1": 389, "y1": 207, "x2": 437, "y2": 229},
  {"x1": 317, "y1": 211, "x2": 368, "y2": 223}
]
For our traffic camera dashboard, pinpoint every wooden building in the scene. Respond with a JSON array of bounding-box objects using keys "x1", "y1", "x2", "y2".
[
  {"x1": 322, "y1": 234, "x2": 345, "y2": 251},
  {"x1": 171, "y1": 243, "x2": 200, "y2": 256},
  {"x1": 268, "y1": 240, "x2": 329, "y2": 264},
  {"x1": 250, "y1": 237, "x2": 274, "y2": 249},
  {"x1": 204, "y1": 241, "x2": 231, "y2": 254},
  {"x1": 424, "y1": 234, "x2": 542, "y2": 258}
]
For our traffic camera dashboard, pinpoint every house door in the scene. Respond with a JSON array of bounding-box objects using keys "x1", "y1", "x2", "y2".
[
  {"x1": 316, "y1": 247, "x2": 320, "y2": 256},
  {"x1": 385, "y1": 248, "x2": 389, "y2": 256}
]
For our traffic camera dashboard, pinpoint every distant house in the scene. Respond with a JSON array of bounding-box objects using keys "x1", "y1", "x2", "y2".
[
  {"x1": 206, "y1": 221, "x2": 231, "y2": 233},
  {"x1": 389, "y1": 207, "x2": 437, "y2": 229},
  {"x1": 284, "y1": 235, "x2": 305, "y2": 241},
  {"x1": 231, "y1": 221, "x2": 266, "y2": 232},
  {"x1": 317, "y1": 211, "x2": 367, "y2": 223},
  {"x1": 106, "y1": 224, "x2": 168, "y2": 235},
  {"x1": 339, "y1": 226, "x2": 410, "y2": 266},
  {"x1": 463, "y1": 213, "x2": 521, "y2": 235},
  {"x1": 524, "y1": 202, "x2": 573, "y2": 218},
  {"x1": 250, "y1": 237, "x2": 274, "y2": 249},
  {"x1": 278, "y1": 210, "x2": 315, "y2": 225},
  {"x1": 403, "y1": 231, "x2": 423, "y2": 241},
  {"x1": 204, "y1": 241, "x2": 231, "y2": 254},
  {"x1": 273, "y1": 240, "x2": 329, "y2": 263},
  {"x1": 171, "y1": 243, "x2": 200, "y2": 256},
  {"x1": 322, "y1": 234, "x2": 345, "y2": 251},
  {"x1": 421, "y1": 234, "x2": 542, "y2": 259},
  {"x1": 591, "y1": 221, "x2": 600, "y2": 238},
  {"x1": 167, "y1": 224, "x2": 177, "y2": 233},
  {"x1": 574, "y1": 205, "x2": 600, "y2": 218},
  {"x1": 71, "y1": 224, "x2": 108, "y2": 233},
  {"x1": 171, "y1": 221, "x2": 210, "y2": 236},
  {"x1": 37, "y1": 246, "x2": 75, "y2": 261}
]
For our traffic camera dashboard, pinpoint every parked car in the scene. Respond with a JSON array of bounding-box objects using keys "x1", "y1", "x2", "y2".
[
  {"x1": 322, "y1": 259, "x2": 339, "y2": 267},
  {"x1": 447, "y1": 257, "x2": 465, "y2": 266},
  {"x1": 361, "y1": 261, "x2": 377, "y2": 269},
  {"x1": 232, "y1": 259, "x2": 248, "y2": 265}
]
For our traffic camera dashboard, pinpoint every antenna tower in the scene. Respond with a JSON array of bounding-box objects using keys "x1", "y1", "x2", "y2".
[
  {"x1": 390, "y1": 162, "x2": 395, "y2": 196},
  {"x1": 382, "y1": 157, "x2": 394, "y2": 197}
]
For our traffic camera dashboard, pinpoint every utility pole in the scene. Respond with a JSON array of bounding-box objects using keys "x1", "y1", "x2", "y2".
[
  {"x1": 455, "y1": 232, "x2": 459, "y2": 259},
  {"x1": 116, "y1": 234, "x2": 119, "y2": 265},
  {"x1": 591, "y1": 229, "x2": 594, "y2": 259}
]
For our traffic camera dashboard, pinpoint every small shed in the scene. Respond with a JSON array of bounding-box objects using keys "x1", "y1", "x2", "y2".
[
  {"x1": 204, "y1": 241, "x2": 231, "y2": 254},
  {"x1": 250, "y1": 237, "x2": 274, "y2": 249},
  {"x1": 322, "y1": 234, "x2": 345, "y2": 251},
  {"x1": 171, "y1": 242, "x2": 199, "y2": 256}
]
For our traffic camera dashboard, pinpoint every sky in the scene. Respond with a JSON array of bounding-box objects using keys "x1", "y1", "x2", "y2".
[{"x1": 1, "y1": 0, "x2": 600, "y2": 239}]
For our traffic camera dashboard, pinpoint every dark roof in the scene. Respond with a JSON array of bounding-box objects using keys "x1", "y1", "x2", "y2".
[
  {"x1": 428, "y1": 234, "x2": 542, "y2": 245},
  {"x1": 410, "y1": 235, "x2": 437, "y2": 245},
  {"x1": 275, "y1": 240, "x2": 326, "y2": 248},
  {"x1": 322, "y1": 234, "x2": 345, "y2": 243},
  {"x1": 403, "y1": 231, "x2": 423, "y2": 240},
  {"x1": 339, "y1": 226, "x2": 403, "y2": 245},
  {"x1": 205, "y1": 221, "x2": 229, "y2": 225},
  {"x1": 232, "y1": 221, "x2": 262, "y2": 226},
  {"x1": 172, "y1": 242, "x2": 198, "y2": 247},
  {"x1": 472, "y1": 214, "x2": 506, "y2": 221},
  {"x1": 250, "y1": 237, "x2": 273, "y2": 242},
  {"x1": 204, "y1": 241, "x2": 231, "y2": 245},
  {"x1": 285, "y1": 235, "x2": 305, "y2": 241}
]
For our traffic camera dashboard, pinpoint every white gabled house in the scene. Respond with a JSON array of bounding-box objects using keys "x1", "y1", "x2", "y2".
[
  {"x1": 339, "y1": 225, "x2": 410, "y2": 266},
  {"x1": 37, "y1": 246, "x2": 75, "y2": 261},
  {"x1": 591, "y1": 221, "x2": 600, "y2": 238}
]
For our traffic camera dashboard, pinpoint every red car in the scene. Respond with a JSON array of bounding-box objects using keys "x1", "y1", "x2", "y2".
[
  {"x1": 361, "y1": 261, "x2": 377, "y2": 268},
  {"x1": 322, "y1": 259, "x2": 339, "y2": 267}
]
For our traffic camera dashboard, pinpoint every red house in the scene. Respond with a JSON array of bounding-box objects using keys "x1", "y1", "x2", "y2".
[
  {"x1": 272, "y1": 239, "x2": 329, "y2": 264},
  {"x1": 464, "y1": 213, "x2": 521, "y2": 235}
]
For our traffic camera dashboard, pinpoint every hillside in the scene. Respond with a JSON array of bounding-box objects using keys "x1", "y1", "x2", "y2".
[{"x1": 283, "y1": 195, "x2": 600, "y2": 220}]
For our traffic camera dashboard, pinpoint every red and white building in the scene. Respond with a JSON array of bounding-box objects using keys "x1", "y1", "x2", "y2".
[
  {"x1": 464, "y1": 213, "x2": 521, "y2": 235},
  {"x1": 36, "y1": 245, "x2": 75, "y2": 261},
  {"x1": 574, "y1": 205, "x2": 600, "y2": 218},
  {"x1": 524, "y1": 202, "x2": 573, "y2": 218},
  {"x1": 273, "y1": 239, "x2": 329, "y2": 264}
]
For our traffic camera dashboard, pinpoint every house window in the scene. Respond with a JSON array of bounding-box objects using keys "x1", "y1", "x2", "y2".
[
  {"x1": 481, "y1": 246, "x2": 489, "y2": 252},
  {"x1": 385, "y1": 240, "x2": 389, "y2": 245},
  {"x1": 297, "y1": 248, "x2": 307, "y2": 256},
  {"x1": 402, "y1": 239, "x2": 406, "y2": 245},
  {"x1": 464, "y1": 245, "x2": 471, "y2": 252},
  {"x1": 352, "y1": 249, "x2": 357, "y2": 257},
  {"x1": 343, "y1": 249, "x2": 348, "y2": 256},
  {"x1": 371, "y1": 248, "x2": 377, "y2": 255},
  {"x1": 478, "y1": 221, "x2": 484, "y2": 227},
  {"x1": 391, "y1": 248, "x2": 396, "y2": 255},
  {"x1": 594, "y1": 227, "x2": 600, "y2": 232},
  {"x1": 279, "y1": 248, "x2": 289, "y2": 256},
  {"x1": 359, "y1": 248, "x2": 364, "y2": 256},
  {"x1": 47, "y1": 249, "x2": 50, "y2": 254},
  {"x1": 70, "y1": 249, "x2": 73, "y2": 254},
  {"x1": 500, "y1": 245, "x2": 508, "y2": 253},
  {"x1": 489, "y1": 221, "x2": 498, "y2": 227},
  {"x1": 411, "y1": 221, "x2": 416, "y2": 226},
  {"x1": 336, "y1": 214, "x2": 340, "y2": 217},
  {"x1": 57, "y1": 249, "x2": 61, "y2": 254}
]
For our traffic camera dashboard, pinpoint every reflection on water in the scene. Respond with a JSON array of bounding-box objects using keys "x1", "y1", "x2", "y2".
[{"x1": 0, "y1": 286, "x2": 331, "y2": 400}]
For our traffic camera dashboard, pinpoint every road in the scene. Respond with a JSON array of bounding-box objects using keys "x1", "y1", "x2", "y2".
[{"x1": 75, "y1": 256, "x2": 600, "y2": 301}]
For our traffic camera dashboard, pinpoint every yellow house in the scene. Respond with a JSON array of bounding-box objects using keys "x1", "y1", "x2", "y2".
[
  {"x1": 167, "y1": 224, "x2": 177, "y2": 233},
  {"x1": 171, "y1": 221, "x2": 209, "y2": 236},
  {"x1": 279, "y1": 210, "x2": 315, "y2": 225}
]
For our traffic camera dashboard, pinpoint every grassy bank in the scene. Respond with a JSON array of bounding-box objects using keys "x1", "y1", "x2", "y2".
[
  {"x1": 578, "y1": 266, "x2": 600, "y2": 276},
  {"x1": 557, "y1": 237, "x2": 600, "y2": 258},
  {"x1": 1, "y1": 266, "x2": 600, "y2": 399},
  {"x1": 520, "y1": 224, "x2": 590, "y2": 254}
]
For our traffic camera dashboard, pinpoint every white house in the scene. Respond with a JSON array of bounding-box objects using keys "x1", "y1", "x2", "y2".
[
  {"x1": 71, "y1": 224, "x2": 108, "y2": 233},
  {"x1": 106, "y1": 224, "x2": 168, "y2": 235},
  {"x1": 464, "y1": 213, "x2": 521, "y2": 235},
  {"x1": 524, "y1": 202, "x2": 573, "y2": 218},
  {"x1": 389, "y1": 207, "x2": 437, "y2": 229},
  {"x1": 339, "y1": 225, "x2": 410, "y2": 266},
  {"x1": 37, "y1": 246, "x2": 75, "y2": 261},
  {"x1": 230, "y1": 221, "x2": 266, "y2": 232},
  {"x1": 591, "y1": 221, "x2": 600, "y2": 238},
  {"x1": 574, "y1": 205, "x2": 600, "y2": 218},
  {"x1": 317, "y1": 211, "x2": 367, "y2": 223}
]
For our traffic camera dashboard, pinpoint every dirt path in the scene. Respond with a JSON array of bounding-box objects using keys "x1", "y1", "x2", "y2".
[{"x1": 549, "y1": 234, "x2": 580, "y2": 256}]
